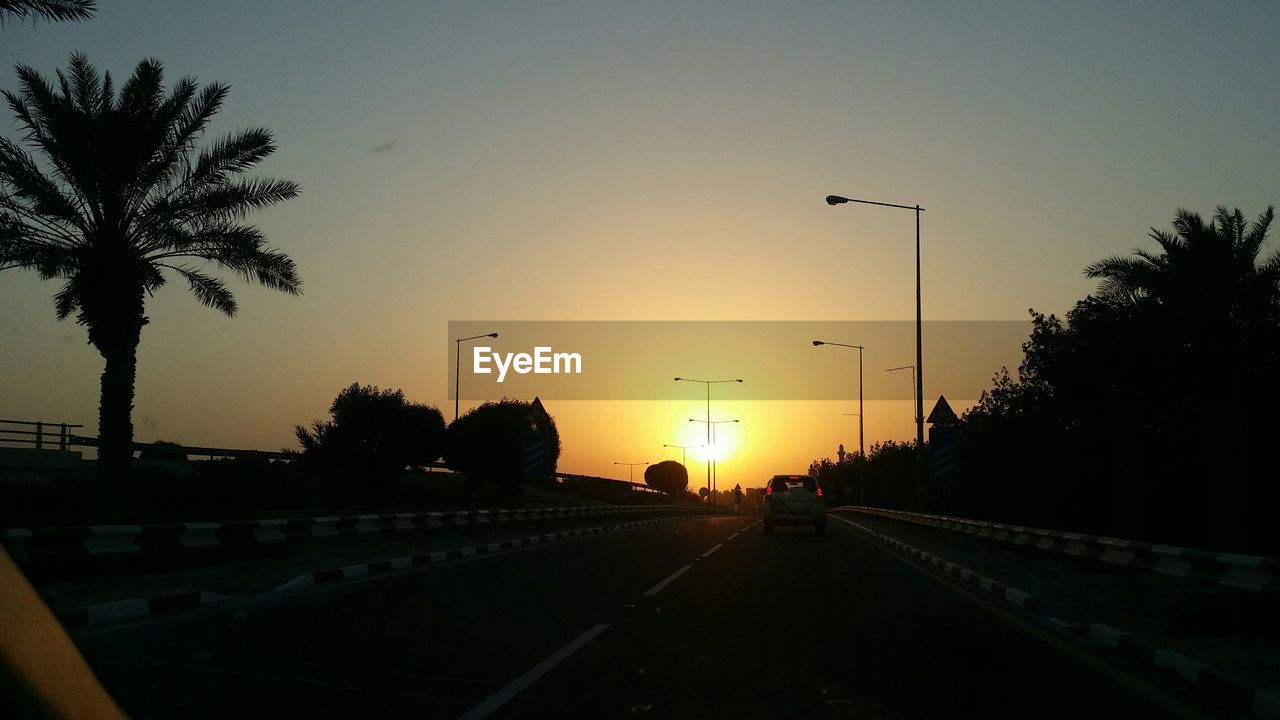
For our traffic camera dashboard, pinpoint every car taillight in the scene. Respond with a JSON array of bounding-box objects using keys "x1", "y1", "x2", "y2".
[
  {"x1": 816, "y1": 487, "x2": 823, "y2": 497},
  {"x1": 766, "y1": 486, "x2": 773, "y2": 497}
]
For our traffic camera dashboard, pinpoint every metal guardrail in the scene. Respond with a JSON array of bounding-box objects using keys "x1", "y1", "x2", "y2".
[
  {"x1": 0, "y1": 419, "x2": 83, "y2": 451},
  {"x1": 830, "y1": 505, "x2": 1278, "y2": 594},
  {"x1": 54, "y1": 434, "x2": 662, "y2": 494},
  {"x1": 1, "y1": 504, "x2": 727, "y2": 566},
  {"x1": 67, "y1": 435, "x2": 293, "y2": 461}
]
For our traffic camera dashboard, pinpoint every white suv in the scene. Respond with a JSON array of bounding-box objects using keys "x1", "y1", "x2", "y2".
[{"x1": 763, "y1": 474, "x2": 825, "y2": 536}]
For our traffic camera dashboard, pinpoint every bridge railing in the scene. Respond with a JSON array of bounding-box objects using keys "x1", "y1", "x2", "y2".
[
  {"x1": 829, "y1": 505, "x2": 1278, "y2": 595},
  {"x1": 0, "y1": 419, "x2": 84, "y2": 451}
]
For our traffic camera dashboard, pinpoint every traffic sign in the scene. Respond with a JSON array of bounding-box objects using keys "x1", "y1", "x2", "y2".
[
  {"x1": 523, "y1": 426, "x2": 549, "y2": 479},
  {"x1": 527, "y1": 396, "x2": 549, "y2": 429},
  {"x1": 929, "y1": 425, "x2": 959, "y2": 484},
  {"x1": 926, "y1": 395, "x2": 959, "y2": 425}
]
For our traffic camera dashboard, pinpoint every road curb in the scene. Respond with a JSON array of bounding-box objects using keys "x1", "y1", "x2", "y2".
[
  {"x1": 57, "y1": 590, "x2": 233, "y2": 629},
  {"x1": 828, "y1": 512, "x2": 1280, "y2": 718},
  {"x1": 274, "y1": 515, "x2": 691, "y2": 592}
]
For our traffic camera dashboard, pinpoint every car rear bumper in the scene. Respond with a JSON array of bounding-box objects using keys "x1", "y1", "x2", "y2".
[{"x1": 765, "y1": 513, "x2": 824, "y2": 526}]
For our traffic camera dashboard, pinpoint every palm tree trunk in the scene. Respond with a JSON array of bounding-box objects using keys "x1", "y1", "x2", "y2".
[{"x1": 97, "y1": 338, "x2": 139, "y2": 480}]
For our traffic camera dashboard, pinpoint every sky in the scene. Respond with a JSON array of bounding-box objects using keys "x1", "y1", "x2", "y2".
[{"x1": 2, "y1": 1, "x2": 1279, "y2": 485}]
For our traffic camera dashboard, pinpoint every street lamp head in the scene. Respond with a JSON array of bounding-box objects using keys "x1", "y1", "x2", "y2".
[
  {"x1": 826, "y1": 195, "x2": 850, "y2": 206},
  {"x1": 673, "y1": 377, "x2": 682, "y2": 382},
  {"x1": 735, "y1": 379, "x2": 744, "y2": 383},
  {"x1": 812, "y1": 340, "x2": 824, "y2": 346},
  {"x1": 488, "y1": 333, "x2": 499, "y2": 338}
]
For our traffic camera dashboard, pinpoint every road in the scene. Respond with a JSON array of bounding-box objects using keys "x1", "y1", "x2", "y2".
[{"x1": 72, "y1": 513, "x2": 1197, "y2": 719}]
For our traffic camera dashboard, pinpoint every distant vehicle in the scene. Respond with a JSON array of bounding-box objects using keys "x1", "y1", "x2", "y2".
[{"x1": 762, "y1": 474, "x2": 824, "y2": 536}]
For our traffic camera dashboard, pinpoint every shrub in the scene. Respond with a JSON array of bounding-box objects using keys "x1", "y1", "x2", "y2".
[
  {"x1": 644, "y1": 460, "x2": 688, "y2": 495},
  {"x1": 295, "y1": 383, "x2": 446, "y2": 487},
  {"x1": 445, "y1": 399, "x2": 561, "y2": 493}
]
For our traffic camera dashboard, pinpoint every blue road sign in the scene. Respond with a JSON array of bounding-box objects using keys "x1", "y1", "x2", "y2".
[
  {"x1": 929, "y1": 425, "x2": 959, "y2": 485},
  {"x1": 523, "y1": 426, "x2": 549, "y2": 479}
]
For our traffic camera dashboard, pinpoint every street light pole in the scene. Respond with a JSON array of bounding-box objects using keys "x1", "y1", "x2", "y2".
[
  {"x1": 614, "y1": 462, "x2": 649, "y2": 484},
  {"x1": 454, "y1": 332, "x2": 499, "y2": 422},
  {"x1": 675, "y1": 377, "x2": 743, "y2": 501},
  {"x1": 814, "y1": 340, "x2": 866, "y2": 504},
  {"x1": 689, "y1": 418, "x2": 738, "y2": 502},
  {"x1": 663, "y1": 444, "x2": 704, "y2": 467},
  {"x1": 886, "y1": 365, "x2": 917, "y2": 423},
  {"x1": 825, "y1": 195, "x2": 924, "y2": 447}
]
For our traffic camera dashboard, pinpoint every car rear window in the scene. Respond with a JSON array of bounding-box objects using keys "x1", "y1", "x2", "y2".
[{"x1": 770, "y1": 476, "x2": 818, "y2": 492}]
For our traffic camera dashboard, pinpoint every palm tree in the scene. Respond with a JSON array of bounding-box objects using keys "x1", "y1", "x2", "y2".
[
  {"x1": 1084, "y1": 206, "x2": 1278, "y2": 550},
  {"x1": 0, "y1": 54, "x2": 300, "y2": 478},
  {"x1": 0, "y1": 0, "x2": 95, "y2": 23},
  {"x1": 1084, "y1": 206, "x2": 1279, "y2": 318}
]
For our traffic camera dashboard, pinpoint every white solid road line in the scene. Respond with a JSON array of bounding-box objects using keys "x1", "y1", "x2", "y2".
[
  {"x1": 726, "y1": 532, "x2": 740, "y2": 540},
  {"x1": 643, "y1": 565, "x2": 692, "y2": 596},
  {"x1": 457, "y1": 623, "x2": 611, "y2": 720},
  {"x1": 700, "y1": 543, "x2": 724, "y2": 558}
]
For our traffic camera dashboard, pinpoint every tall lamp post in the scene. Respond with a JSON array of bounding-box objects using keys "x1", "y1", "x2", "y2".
[
  {"x1": 614, "y1": 461, "x2": 649, "y2": 484},
  {"x1": 675, "y1": 377, "x2": 743, "y2": 501},
  {"x1": 812, "y1": 340, "x2": 865, "y2": 503},
  {"x1": 825, "y1": 195, "x2": 924, "y2": 447},
  {"x1": 885, "y1": 365, "x2": 917, "y2": 425},
  {"x1": 689, "y1": 418, "x2": 738, "y2": 498},
  {"x1": 454, "y1": 332, "x2": 499, "y2": 422},
  {"x1": 662, "y1": 443, "x2": 704, "y2": 467},
  {"x1": 841, "y1": 412, "x2": 863, "y2": 504}
]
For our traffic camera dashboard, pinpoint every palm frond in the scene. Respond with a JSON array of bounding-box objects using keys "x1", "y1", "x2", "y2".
[
  {"x1": 182, "y1": 177, "x2": 299, "y2": 221},
  {"x1": 1240, "y1": 206, "x2": 1275, "y2": 263},
  {"x1": 117, "y1": 58, "x2": 165, "y2": 116},
  {"x1": 51, "y1": 277, "x2": 80, "y2": 319},
  {"x1": 163, "y1": 264, "x2": 238, "y2": 316},
  {"x1": 0, "y1": 0, "x2": 95, "y2": 23},
  {"x1": 0, "y1": 137, "x2": 88, "y2": 231},
  {"x1": 188, "y1": 128, "x2": 277, "y2": 189}
]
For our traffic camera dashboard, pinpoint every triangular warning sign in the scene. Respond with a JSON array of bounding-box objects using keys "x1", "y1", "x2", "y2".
[
  {"x1": 528, "y1": 396, "x2": 549, "y2": 423},
  {"x1": 926, "y1": 395, "x2": 959, "y2": 425}
]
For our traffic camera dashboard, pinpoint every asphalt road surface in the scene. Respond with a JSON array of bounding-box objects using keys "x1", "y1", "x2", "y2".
[{"x1": 71, "y1": 514, "x2": 1203, "y2": 719}]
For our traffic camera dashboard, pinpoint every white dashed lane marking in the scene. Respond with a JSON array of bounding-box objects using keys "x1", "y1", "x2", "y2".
[
  {"x1": 643, "y1": 565, "x2": 692, "y2": 596},
  {"x1": 457, "y1": 623, "x2": 611, "y2": 720}
]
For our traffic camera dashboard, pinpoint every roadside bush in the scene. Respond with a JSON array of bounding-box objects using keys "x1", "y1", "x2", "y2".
[
  {"x1": 445, "y1": 399, "x2": 561, "y2": 493},
  {"x1": 644, "y1": 460, "x2": 688, "y2": 496},
  {"x1": 295, "y1": 383, "x2": 446, "y2": 488}
]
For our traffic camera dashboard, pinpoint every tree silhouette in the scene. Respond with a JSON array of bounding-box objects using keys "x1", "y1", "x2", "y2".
[
  {"x1": 0, "y1": 0, "x2": 94, "y2": 24},
  {"x1": 1085, "y1": 207, "x2": 1279, "y2": 326},
  {"x1": 296, "y1": 384, "x2": 445, "y2": 487},
  {"x1": 947, "y1": 207, "x2": 1280, "y2": 551},
  {"x1": 0, "y1": 54, "x2": 300, "y2": 478},
  {"x1": 643, "y1": 460, "x2": 688, "y2": 495},
  {"x1": 445, "y1": 400, "x2": 561, "y2": 493}
]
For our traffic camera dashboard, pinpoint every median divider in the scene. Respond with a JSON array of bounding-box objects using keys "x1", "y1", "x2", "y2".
[
  {"x1": 4, "y1": 504, "x2": 726, "y2": 576},
  {"x1": 830, "y1": 505, "x2": 1278, "y2": 594},
  {"x1": 55, "y1": 511, "x2": 722, "y2": 629}
]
